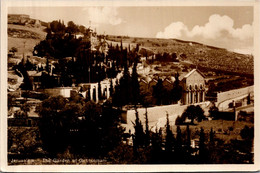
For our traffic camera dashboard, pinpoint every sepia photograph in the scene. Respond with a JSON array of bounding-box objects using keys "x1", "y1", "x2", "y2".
[{"x1": 1, "y1": 0, "x2": 259, "y2": 172}]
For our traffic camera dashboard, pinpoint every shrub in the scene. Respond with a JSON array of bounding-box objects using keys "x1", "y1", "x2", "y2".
[{"x1": 228, "y1": 126, "x2": 234, "y2": 131}]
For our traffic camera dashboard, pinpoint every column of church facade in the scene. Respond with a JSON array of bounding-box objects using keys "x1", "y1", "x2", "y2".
[
  {"x1": 192, "y1": 91, "x2": 195, "y2": 104},
  {"x1": 202, "y1": 90, "x2": 205, "y2": 102},
  {"x1": 186, "y1": 90, "x2": 189, "y2": 105},
  {"x1": 197, "y1": 90, "x2": 200, "y2": 102},
  {"x1": 90, "y1": 87, "x2": 93, "y2": 100},
  {"x1": 95, "y1": 86, "x2": 98, "y2": 103},
  {"x1": 106, "y1": 85, "x2": 110, "y2": 98}
]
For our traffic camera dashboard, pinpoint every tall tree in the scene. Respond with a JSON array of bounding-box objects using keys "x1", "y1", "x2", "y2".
[
  {"x1": 175, "y1": 125, "x2": 182, "y2": 154},
  {"x1": 172, "y1": 72, "x2": 182, "y2": 103},
  {"x1": 131, "y1": 62, "x2": 140, "y2": 105},
  {"x1": 153, "y1": 78, "x2": 164, "y2": 105},
  {"x1": 209, "y1": 102, "x2": 219, "y2": 119},
  {"x1": 165, "y1": 112, "x2": 174, "y2": 154},
  {"x1": 199, "y1": 127, "x2": 207, "y2": 163},
  {"x1": 132, "y1": 108, "x2": 145, "y2": 154},
  {"x1": 209, "y1": 127, "x2": 215, "y2": 143},
  {"x1": 109, "y1": 79, "x2": 114, "y2": 97},
  {"x1": 186, "y1": 124, "x2": 191, "y2": 154},
  {"x1": 117, "y1": 54, "x2": 131, "y2": 106},
  {"x1": 144, "y1": 107, "x2": 150, "y2": 146}
]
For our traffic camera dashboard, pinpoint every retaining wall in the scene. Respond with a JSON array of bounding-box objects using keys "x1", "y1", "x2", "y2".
[
  {"x1": 122, "y1": 102, "x2": 210, "y2": 133},
  {"x1": 217, "y1": 86, "x2": 254, "y2": 105}
]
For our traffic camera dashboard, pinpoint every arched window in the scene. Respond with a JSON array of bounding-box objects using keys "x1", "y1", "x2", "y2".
[
  {"x1": 200, "y1": 83, "x2": 203, "y2": 90},
  {"x1": 195, "y1": 84, "x2": 198, "y2": 90}
]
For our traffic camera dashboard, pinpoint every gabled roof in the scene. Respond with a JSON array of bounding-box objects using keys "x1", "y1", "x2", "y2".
[{"x1": 183, "y1": 69, "x2": 205, "y2": 79}]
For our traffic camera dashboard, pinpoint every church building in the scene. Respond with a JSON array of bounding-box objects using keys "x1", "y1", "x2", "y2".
[{"x1": 181, "y1": 69, "x2": 206, "y2": 105}]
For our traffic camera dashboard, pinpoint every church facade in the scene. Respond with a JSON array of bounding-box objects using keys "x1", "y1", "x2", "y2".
[{"x1": 181, "y1": 69, "x2": 206, "y2": 105}]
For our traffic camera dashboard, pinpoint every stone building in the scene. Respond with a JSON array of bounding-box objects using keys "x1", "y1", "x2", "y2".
[{"x1": 181, "y1": 69, "x2": 206, "y2": 105}]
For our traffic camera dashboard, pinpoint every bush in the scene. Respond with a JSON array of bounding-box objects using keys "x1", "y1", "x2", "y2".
[
  {"x1": 240, "y1": 126, "x2": 254, "y2": 141},
  {"x1": 228, "y1": 126, "x2": 234, "y2": 131}
]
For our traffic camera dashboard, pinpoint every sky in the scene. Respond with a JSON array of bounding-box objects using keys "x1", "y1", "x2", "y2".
[{"x1": 8, "y1": 6, "x2": 254, "y2": 54}]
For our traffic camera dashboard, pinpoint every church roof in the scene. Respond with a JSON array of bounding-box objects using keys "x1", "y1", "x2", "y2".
[{"x1": 183, "y1": 69, "x2": 205, "y2": 79}]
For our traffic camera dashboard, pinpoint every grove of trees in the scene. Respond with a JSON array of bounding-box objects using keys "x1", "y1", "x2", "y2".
[{"x1": 36, "y1": 95, "x2": 124, "y2": 158}]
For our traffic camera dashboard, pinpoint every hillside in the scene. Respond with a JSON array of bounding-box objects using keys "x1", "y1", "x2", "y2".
[
  {"x1": 8, "y1": 24, "x2": 47, "y2": 89},
  {"x1": 7, "y1": 23, "x2": 253, "y2": 76},
  {"x1": 107, "y1": 35, "x2": 254, "y2": 75},
  {"x1": 8, "y1": 24, "x2": 47, "y2": 57}
]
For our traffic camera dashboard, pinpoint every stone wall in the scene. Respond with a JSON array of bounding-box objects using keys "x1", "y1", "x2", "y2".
[
  {"x1": 43, "y1": 87, "x2": 80, "y2": 98},
  {"x1": 122, "y1": 101, "x2": 210, "y2": 133},
  {"x1": 217, "y1": 86, "x2": 254, "y2": 105}
]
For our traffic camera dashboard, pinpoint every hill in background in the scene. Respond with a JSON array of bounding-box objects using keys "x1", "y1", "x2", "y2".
[
  {"x1": 8, "y1": 24, "x2": 47, "y2": 57},
  {"x1": 7, "y1": 16, "x2": 253, "y2": 76},
  {"x1": 107, "y1": 35, "x2": 253, "y2": 75}
]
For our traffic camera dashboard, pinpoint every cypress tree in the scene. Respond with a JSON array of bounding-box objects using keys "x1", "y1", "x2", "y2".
[
  {"x1": 132, "y1": 108, "x2": 144, "y2": 154},
  {"x1": 186, "y1": 124, "x2": 191, "y2": 154},
  {"x1": 172, "y1": 72, "x2": 182, "y2": 103},
  {"x1": 132, "y1": 62, "x2": 140, "y2": 105},
  {"x1": 209, "y1": 127, "x2": 215, "y2": 143},
  {"x1": 165, "y1": 112, "x2": 174, "y2": 153},
  {"x1": 128, "y1": 44, "x2": 131, "y2": 52},
  {"x1": 120, "y1": 39, "x2": 123, "y2": 51},
  {"x1": 109, "y1": 79, "x2": 114, "y2": 97},
  {"x1": 144, "y1": 107, "x2": 150, "y2": 146},
  {"x1": 118, "y1": 52, "x2": 131, "y2": 105},
  {"x1": 93, "y1": 87, "x2": 96, "y2": 102},
  {"x1": 199, "y1": 127, "x2": 206, "y2": 163},
  {"x1": 175, "y1": 125, "x2": 182, "y2": 154},
  {"x1": 153, "y1": 78, "x2": 164, "y2": 105},
  {"x1": 135, "y1": 44, "x2": 139, "y2": 53},
  {"x1": 208, "y1": 127, "x2": 215, "y2": 163}
]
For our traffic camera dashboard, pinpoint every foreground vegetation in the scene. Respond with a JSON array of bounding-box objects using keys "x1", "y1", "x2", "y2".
[{"x1": 8, "y1": 95, "x2": 254, "y2": 164}]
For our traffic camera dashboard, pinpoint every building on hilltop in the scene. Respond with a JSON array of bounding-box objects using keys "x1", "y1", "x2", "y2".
[{"x1": 8, "y1": 14, "x2": 30, "y2": 24}]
